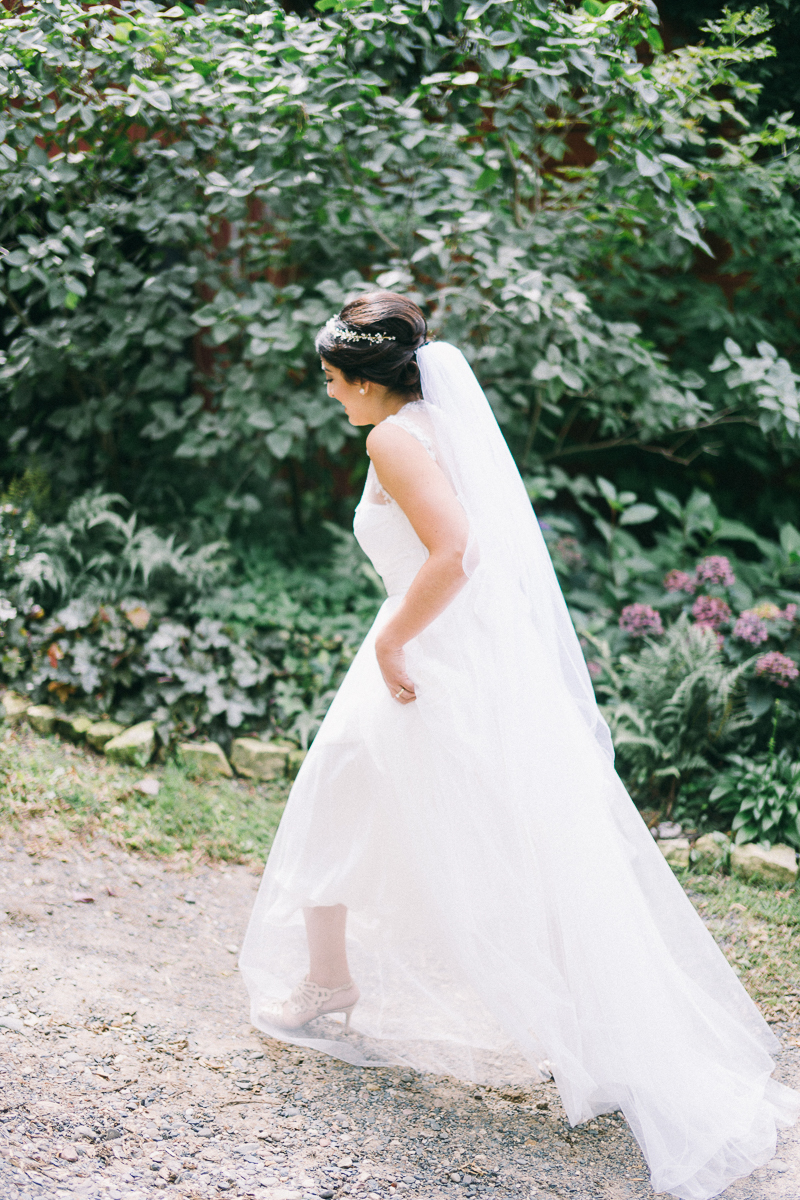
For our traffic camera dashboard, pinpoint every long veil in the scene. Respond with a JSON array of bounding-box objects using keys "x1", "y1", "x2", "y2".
[{"x1": 416, "y1": 341, "x2": 614, "y2": 761}]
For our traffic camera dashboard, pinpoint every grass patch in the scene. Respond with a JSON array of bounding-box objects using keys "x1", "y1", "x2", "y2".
[
  {"x1": 686, "y1": 874, "x2": 800, "y2": 1027},
  {"x1": 0, "y1": 722, "x2": 289, "y2": 864}
]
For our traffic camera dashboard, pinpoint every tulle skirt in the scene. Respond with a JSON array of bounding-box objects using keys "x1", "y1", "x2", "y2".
[{"x1": 240, "y1": 588, "x2": 800, "y2": 1200}]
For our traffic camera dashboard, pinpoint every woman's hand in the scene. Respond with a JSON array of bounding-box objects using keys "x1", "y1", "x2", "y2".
[{"x1": 375, "y1": 635, "x2": 416, "y2": 704}]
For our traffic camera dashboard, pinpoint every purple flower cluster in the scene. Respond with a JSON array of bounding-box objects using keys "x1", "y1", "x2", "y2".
[
  {"x1": 663, "y1": 569, "x2": 696, "y2": 594},
  {"x1": 729, "y1": 600, "x2": 798, "y2": 646},
  {"x1": 619, "y1": 603, "x2": 663, "y2": 638},
  {"x1": 691, "y1": 595, "x2": 731, "y2": 631},
  {"x1": 754, "y1": 651, "x2": 799, "y2": 688},
  {"x1": 663, "y1": 556, "x2": 736, "y2": 596},
  {"x1": 694, "y1": 555, "x2": 736, "y2": 588},
  {"x1": 732, "y1": 611, "x2": 769, "y2": 646}
]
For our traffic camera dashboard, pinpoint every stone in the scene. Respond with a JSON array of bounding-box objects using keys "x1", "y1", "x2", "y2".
[
  {"x1": 231, "y1": 738, "x2": 291, "y2": 780},
  {"x1": 54, "y1": 713, "x2": 94, "y2": 742},
  {"x1": 59, "y1": 1145, "x2": 79, "y2": 1162},
  {"x1": 730, "y1": 842, "x2": 798, "y2": 887},
  {"x1": 2, "y1": 690, "x2": 30, "y2": 724},
  {"x1": 692, "y1": 831, "x2": 730, "y2": 873},
  {"x1": 657, "y1": 838, "x2": 690, "y2": 870},
  {"x1": 179, "y1": 741, "x2": 233, "y2": 778},
  {"x1": 26, "y1": 703, "x2": 57, "y2": 734},
  {"x1": 104, "y1": 721, "x2": 156, "y2": 769},
  {"x1": 133, "y1": 777, "x2": 160, "y2": 797},
  {"x1": 86, "y1": 720, "x2": 125, "y2": 751}
]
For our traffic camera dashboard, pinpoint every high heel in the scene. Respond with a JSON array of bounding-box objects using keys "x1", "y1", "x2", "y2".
[
  {"x1": 342, "y1": 1003, "x2": 356, "y2": 1032},
  {"x1": 262, "y1": 976, "x2": 360, "y2": 1032}
]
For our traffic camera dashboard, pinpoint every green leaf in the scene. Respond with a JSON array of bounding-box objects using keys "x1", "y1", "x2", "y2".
[
  {"x1": 266, "y1": 431, "x2": 293, "y2": 459},
  {"x1": 635, "y1": 150, "x2": 663, "y2": 178},
  {"x1": 655, "y1": 490, "x2": 683, "y2": 521},
  {"x1": 619, "y1": 504, "x2": 658, "y2": 526},
  {"x1": 476, "y1": 168, "x2": 500, "y2": 190},
  {"x1": 646, "y1": 27, "x2": 664, "y2": 53},
  {"x1": 247, "y1": 411, "x2": 275, "y2": 431},
  {"x1": 780, "y1": 523, "x2": 800, "y2": 558},
  {"x1": 146, "y1": 90, "x2": 172, "y2": 113},
  {"x1": 596, "y1": 477, "x2": 617, "y2": 506},
  {"x1": 746, "y1": 680, "x2": 776, "y2": 721}
]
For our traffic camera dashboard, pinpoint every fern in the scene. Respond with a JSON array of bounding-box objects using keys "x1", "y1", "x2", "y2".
[
  {"x1": 12, "y1": 489, "x2": 226, "y2": 605},
  {"x1": 594, "y1": 617, "x2": 757, "y2": 810}
]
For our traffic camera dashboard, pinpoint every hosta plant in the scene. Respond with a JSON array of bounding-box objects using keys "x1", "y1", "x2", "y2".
[{"x1": 711, "y1": 753, "x2": 800, "y2": 851}]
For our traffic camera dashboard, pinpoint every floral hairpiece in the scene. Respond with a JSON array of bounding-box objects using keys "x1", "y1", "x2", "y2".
[{"x1": 324, "y1": 316, "x2": 395, "y2": 345}]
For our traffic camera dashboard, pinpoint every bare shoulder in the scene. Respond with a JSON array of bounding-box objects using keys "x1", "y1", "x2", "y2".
[{"x1": 366, "y1": 419, "x2": 429, "y2": 464}]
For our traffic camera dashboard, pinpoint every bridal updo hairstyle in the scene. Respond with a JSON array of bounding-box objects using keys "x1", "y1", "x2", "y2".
[{"x1": 315, "y1": 291, "x2": 427, "y2": 400}]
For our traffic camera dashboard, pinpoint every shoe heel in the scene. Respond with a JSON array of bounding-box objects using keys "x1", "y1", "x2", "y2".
[{"x1": 343, "y1": 1003, "x2": 356, "y2": 1032}]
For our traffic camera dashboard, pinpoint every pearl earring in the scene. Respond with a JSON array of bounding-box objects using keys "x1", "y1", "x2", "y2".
[{"x1": 359, "y1": 387, "x2": 365, "y2": 394}]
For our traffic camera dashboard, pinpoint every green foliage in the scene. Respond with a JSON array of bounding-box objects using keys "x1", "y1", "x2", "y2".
[
  {"x1": 540, "y1": 477, "x2": 800, "y2": 823},
  {"x1": 0, "y1": 492, "x2": 382, "y2": 746},
  {"x1": 593, "y1": 616, "x2": 755, "y2": 807},
  {"x1": 1, "y1": 0, "x2": 798, "y2": 535},
  {"x1": 712, "y1": 751, "x2": 800, "y2": 850},
  {"x1": 706, "y1": 705, "x2": 800, "y2": 849},
  {"x1": 8, "y1": 489, "x2": 227, "y2": 605}
]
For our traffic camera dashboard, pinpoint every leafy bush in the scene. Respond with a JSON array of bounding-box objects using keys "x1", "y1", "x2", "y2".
[
  {"x1": 0, "y1": 492, "x2": 382, "y2": 748},
  {"x1": 711, "y1": 752, "x2": 800, "y2": 851},
  {"x1": 1, "y1": 0, "x2": 799, "y2": 541},
  {"x1": 539, "y1": 474, "x2": 800, "y2": 826}
]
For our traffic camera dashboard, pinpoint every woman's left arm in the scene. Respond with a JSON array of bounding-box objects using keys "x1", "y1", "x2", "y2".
[{"x1": 366, "y1": 421, "x2": 470, "y2": 704}]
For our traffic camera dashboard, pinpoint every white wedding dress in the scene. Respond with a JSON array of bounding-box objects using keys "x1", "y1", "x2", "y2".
[{"x1": 240, "y1": 345, "x2": 800, "y2": 1200}]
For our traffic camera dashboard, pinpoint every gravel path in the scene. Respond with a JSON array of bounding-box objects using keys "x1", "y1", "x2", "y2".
[{"x1": 1, "y1": 832, "x2": 799, "y2": 1200}]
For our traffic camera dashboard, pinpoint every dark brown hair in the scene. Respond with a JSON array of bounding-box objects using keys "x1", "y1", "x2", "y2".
[{"x1": 315, "y1": 291, "x2": 427, "y2": 399}]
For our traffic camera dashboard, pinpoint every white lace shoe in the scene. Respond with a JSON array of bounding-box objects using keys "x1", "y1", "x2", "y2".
[{"x1": 263, "y1": 976, "x2": 360, "y2": 1031}]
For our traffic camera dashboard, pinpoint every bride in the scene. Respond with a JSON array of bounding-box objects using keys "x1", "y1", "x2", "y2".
[{"x1": 240, "y1": 291, "x2": 800, "y2": 1200}]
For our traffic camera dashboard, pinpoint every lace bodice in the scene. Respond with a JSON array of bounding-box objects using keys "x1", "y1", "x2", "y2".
[{"x1": 353, "y1": 407, "x2": 437, "y2": 598}]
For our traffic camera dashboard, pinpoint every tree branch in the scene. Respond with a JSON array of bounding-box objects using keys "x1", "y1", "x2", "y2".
[
  {"x1": 543, "y1": 412, "x2": 762, "y2": 466},
  {"x1": 340, "y1": 153, "x2": 401, "y2": 253},
  {"x1": 522, "y1": 386, "x2": 544, "y2": 466},
  {"x1": 501, "y1": 133, "x2": 524, "y2": 228}
]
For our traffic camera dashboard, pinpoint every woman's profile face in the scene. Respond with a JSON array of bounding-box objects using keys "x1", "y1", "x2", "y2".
[{"x1": 322, "y1": 359, "x2": 383, "y2": 426}]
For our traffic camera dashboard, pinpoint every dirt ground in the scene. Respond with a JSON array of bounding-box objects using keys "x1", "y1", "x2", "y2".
[{"x1": 1, "y1": 831, "x2": 799, "y2": 1200}]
